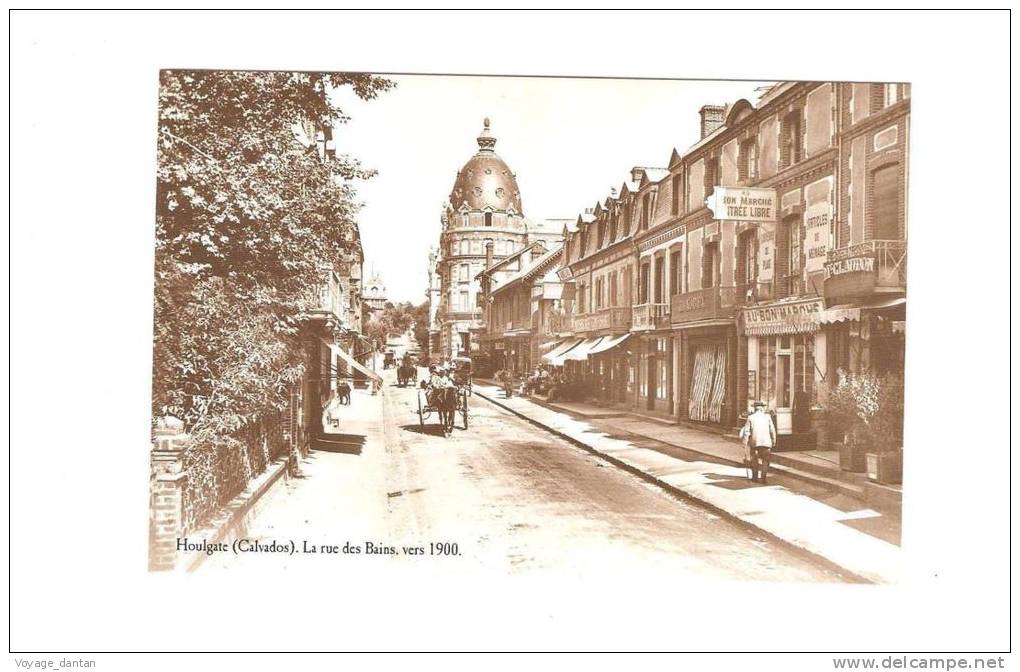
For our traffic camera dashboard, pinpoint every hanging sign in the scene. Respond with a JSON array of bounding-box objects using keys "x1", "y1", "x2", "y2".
[{"x1": 705, "y1": 187, "x2": 777, "y2": 222}]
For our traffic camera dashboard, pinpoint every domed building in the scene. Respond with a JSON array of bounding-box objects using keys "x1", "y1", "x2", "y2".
[
  {"x1": 432, "y1": 118, "x2": 533, "y2": 358},
  {"x1": 362, "y1": 269, "x2": 388, "y2": 314}
]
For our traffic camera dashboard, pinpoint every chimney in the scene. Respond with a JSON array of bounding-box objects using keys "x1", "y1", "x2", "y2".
[
  {"x1": 485, "y1": 239, "x2": 494, "y2": 269},
  {"x1": 699, "y1": 105, "x2": 726, "y2": 139},
  {"x1": 630, "y1": 167, "x2": 646, "y2": 183}
]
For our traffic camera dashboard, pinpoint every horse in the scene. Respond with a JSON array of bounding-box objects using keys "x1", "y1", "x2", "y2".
[
  {"x1": 429, "y1": 386, "x2": 459, "y2": 436},
  {"x1": 397, "y1": 363, "x2": 416, "y2": 387}
]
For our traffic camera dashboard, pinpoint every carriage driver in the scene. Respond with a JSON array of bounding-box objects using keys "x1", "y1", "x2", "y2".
[{"x1": 425, "y1": 365, "x2": 454, "y2": 407}]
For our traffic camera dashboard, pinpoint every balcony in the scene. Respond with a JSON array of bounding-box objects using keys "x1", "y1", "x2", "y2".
[
  {"x1": 572, "y1": 306, "x2": 631, "y2": 334},
  {"x1": 304, "y1": 273, "x2": 343, "y2": 331},
  {"x1": 670, "y1": 286, "x2": 739, "y2": 324},
  {"x1": 823, "y1": 240, "x2": 907, "y2": 300},
  {"x1": 631, "y1": 302, "x2": 670, "y2": 331}
]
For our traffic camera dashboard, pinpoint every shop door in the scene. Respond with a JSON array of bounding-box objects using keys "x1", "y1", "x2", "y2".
[{"x1": 774, "y1": 337, "x2": 794, "y2": 434}]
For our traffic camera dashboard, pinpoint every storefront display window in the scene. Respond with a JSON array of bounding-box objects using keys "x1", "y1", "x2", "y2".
[{"x1": 758, "y1": 334, "x2": 815, "y2": 409}]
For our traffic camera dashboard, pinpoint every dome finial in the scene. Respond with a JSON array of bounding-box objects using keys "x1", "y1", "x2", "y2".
[{"x1": 477, "y1": 117, "x2": 496, "y2": 152}]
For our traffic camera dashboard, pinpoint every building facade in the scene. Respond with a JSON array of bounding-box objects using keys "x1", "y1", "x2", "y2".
[
  {"x1": 430, "y1": 119, "x2": 564, "y2": 360},
  {"x1": 547, "y1": 81, "x2": 908, "y2": 450},
  {"x1": 433, "y1": 119, "x2": 529, "y2": 358}
]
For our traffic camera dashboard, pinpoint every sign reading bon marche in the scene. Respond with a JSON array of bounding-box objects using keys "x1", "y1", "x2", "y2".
[{"x1": 705, "y1": 187, "x2": 777, "y2": 223}]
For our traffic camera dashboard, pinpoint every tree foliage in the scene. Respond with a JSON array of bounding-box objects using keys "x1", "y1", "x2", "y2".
[
  {"x1": 364, "y1": 301, "x2": 420, "y2": 347},
  {"x1": 153, "y1": 70, "x2": 392, "y2": 441}
]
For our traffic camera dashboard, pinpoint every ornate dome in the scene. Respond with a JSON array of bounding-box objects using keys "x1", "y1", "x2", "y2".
[{"x1": 448, "y1": 118, "x2": 523, "y2": 214}]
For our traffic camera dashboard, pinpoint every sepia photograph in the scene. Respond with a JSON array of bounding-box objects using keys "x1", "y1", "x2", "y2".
[
  {"x1": 8, "y1": 8, "x2": 1013, "y2": 664},
  {"x1": 150, "y1": 70, "x2": 908, "y2": 584}
]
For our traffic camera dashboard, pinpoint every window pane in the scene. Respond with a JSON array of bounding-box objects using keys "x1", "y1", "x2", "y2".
[{"x1": 872, "y1": 164, "x2": 900, "y2": 239}]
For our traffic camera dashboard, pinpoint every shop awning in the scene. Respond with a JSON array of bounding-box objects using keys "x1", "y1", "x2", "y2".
[
  {"x1": 866, "y1": 296, "x2": 906, "y2": 310},
  {"x1": 538, "y1": 339, "x2": 563, "y2": 352},
  {"x1": 332, "y1": 343, "x2": 382, "y2": 383},
  {"x1": 542, "y1": 338, "x2": 582, "y2": 364},
  {"x1": 820, "y1": 297, "x2": 906, "y2": 325},
  {"x1": 820, "y1": 304, "x2": 861, "y2": 324},
  {"x1": 588, "y1": 333, "x2": 631, "y2": 355},
  {"x1": 562, "y1": 336, "x2": 606, "y2": 361}
]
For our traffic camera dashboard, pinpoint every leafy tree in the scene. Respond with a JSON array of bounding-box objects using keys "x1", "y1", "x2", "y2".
[
  {"x1": 364, "y1": 301, "x2": 418, "y2": 347},
  {"x1": 153, "y1": 70, "x2": 392, "y2": 442}
]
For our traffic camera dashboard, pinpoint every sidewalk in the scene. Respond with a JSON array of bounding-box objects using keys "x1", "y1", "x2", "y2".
[{"x1": 473, "y1": 382, "x2": 901, "y2": 584}]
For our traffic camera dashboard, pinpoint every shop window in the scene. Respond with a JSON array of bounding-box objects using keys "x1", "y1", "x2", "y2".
[
  {"x1": 780, "y1": 111, "x2": 803, "y2": 167},
  {"x1": 739, "y1": 139, "x2": 758, "y2": 182},
  {"x1": 871, "y1": 163, "x2": 900, "y2": 240}
]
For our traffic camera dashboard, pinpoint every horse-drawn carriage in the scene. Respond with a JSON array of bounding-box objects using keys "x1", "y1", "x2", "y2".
[
  {"x1": 396, "y1": 358, "x2": 417, "y2": 387},
  {"x1": 416, "y1": 373, "x2": 469, "y2": 437}
]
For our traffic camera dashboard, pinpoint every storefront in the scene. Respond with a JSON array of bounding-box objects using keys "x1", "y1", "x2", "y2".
[
  {"x1": 822, "y1": 296, "x2": 906, "y2": 381},
  {"x1": 679, "y1": 324, "x2": 735, "y2": 425},
  {"x1": 589, "y1": 333, "x2": 632, "y2": 403},
  {"x1": 741, "y1": 297, "x2": 826, "y2": 445},
  {"x1": 635, "y1": 334, "x2": 673, "y2": 414},
  {"x1": 502, "y1": 331, "x2": 532, "y2": 375}
]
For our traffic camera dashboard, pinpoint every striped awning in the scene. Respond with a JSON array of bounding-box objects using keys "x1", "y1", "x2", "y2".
[
  {"x1": 562, "y1": 337, "x2": 605, "y2": 361},
  {"x1": 538, "y1": 339, "x2": 563, "y2": 352},
  {"x1": 589, "y1": 333, "x2": 631, "y2": 355},
  {"x1": 542, "y1": 338, "x2": 582, "y2": 365}
]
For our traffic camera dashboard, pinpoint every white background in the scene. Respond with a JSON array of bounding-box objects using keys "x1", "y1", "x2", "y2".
[{"x1": 5, "y1": 9, "x2": 1015, "y2": 668}]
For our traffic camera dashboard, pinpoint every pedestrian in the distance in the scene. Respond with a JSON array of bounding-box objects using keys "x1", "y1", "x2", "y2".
[{"x1": 740, "y1": 400, "x2": 777, "y2": 483}]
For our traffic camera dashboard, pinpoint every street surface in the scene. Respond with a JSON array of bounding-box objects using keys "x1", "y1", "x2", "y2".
[{"x1": 206, "y1": 368, "x2": 851, "y2": 581}]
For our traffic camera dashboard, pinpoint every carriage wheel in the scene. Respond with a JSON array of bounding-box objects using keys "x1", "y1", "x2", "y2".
[
  {"x1": 462, "y1": 393, "x2": 469, "y2": 430},
  {"x1": 417, "y1": 392, "x2": 425, "y2": 428}
]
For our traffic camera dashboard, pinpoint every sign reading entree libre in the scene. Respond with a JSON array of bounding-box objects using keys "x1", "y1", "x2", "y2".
[{"x1": 705, "y1": 187, "x2": 777, "y2": 222}]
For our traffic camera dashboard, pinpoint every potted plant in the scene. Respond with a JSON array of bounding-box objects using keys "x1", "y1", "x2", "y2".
[
  {"x1": 825, "y1": 369, "x2": 867, "y2": 472},
  {"x1": 861, "y1": 374, "x2": 904, "y2": 485}
]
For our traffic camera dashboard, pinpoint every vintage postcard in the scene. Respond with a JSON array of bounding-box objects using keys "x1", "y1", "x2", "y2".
[{"x1": 150, "y1": 71, "x2": 908, "y2": 583}]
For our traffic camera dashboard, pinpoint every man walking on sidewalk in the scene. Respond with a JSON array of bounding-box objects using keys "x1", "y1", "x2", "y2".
[{"x1": 741, "y1": 401, "x2": 777, "y2": 483}]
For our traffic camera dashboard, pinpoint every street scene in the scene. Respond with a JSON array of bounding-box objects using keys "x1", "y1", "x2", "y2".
[{"x1": 150, "y1": 71, "x2": 907, "y2": 584}]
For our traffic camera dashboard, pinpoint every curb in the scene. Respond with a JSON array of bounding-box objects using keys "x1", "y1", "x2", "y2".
[
  {"x1": 475, "y1": 388, "x2": 874, "y2": 584},
  {"x1": 504, "y1": 389, "x2": 872, "y2": 504}
]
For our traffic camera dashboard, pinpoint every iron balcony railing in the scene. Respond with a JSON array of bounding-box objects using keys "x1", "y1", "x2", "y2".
[
  {"x1": 824, "y1": 239, "x2": 907, "y2": 295},
  {"x1": 631, "y1": 302, "x2": 670, "y2": 331}
]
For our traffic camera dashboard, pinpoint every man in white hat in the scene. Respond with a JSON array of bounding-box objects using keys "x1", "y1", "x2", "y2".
[{"x1": 740, "y1": 400, "x2": 777, "y2": 483}]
